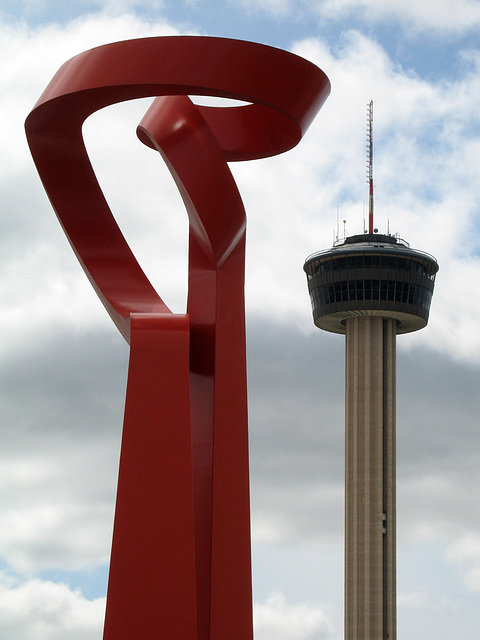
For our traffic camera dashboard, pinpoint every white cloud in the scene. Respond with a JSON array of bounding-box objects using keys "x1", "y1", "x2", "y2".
[
  {"x1": 0, "y1": 502, "x2": 113, "y2": 574},
  {"x1": 235, "y1": 0, "x2": 480, "y2": 32},
  {"x1": 322, "y1": 0, "x2": 480, "y2": 32},
  {"x1": 0, "y1": 329, "x2": 126, "y2": 574},
  {"x1": 0, "y1": 572, "x2": 104, "y2": 640},
  {"x1": 254, "y1": 592, "x2": 338, "y2": 640},
  {"x1": 98, "y1": 0, "x2": 166, "y2": 15},
  {"x1": 398, "y1": 589, "x2": 428, "y2": 608},
  {"x1": 446, "y1": 534, "x2": 480, "y2": 591},
  {"x1": 238, "y1": 0, "x2": 292, "y2": 16}
]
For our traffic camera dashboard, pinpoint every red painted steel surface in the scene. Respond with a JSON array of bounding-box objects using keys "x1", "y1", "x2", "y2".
[{"x1": 25, "y1": 36, "x2": 330, "y2": 639}]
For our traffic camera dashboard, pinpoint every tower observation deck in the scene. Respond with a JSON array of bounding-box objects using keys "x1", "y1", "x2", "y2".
[
  {"x1": 303, "y1": 102, "x2": 438, "y2": 640},
  {"x1": 304, "y1": 232, "x2": 438, "y2": 335}
]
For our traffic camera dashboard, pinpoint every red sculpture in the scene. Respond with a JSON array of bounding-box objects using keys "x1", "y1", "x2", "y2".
[{"x1": 25, "y1": 36, "x2": 330, "y2": 639}]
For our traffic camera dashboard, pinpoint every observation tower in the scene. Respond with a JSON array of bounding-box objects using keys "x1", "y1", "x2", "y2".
[{"x1": 303, "y1": 102, "x2": 438, "y2": 640}]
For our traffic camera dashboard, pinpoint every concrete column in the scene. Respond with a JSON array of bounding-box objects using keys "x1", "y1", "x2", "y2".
[{"x1": 344, "y1": 315, "x2": 396, "y2": 640}]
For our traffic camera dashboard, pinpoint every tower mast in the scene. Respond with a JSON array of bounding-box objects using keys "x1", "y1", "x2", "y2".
[{"x1": 367, "y1": 100, "x2": 374, "y2": 234}]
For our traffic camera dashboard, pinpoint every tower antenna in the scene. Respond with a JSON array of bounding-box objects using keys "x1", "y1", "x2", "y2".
[{"x1": 366, "y1": 100, "x2": 374, "y2": 234}]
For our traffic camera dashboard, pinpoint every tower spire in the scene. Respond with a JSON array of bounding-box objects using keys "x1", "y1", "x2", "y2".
[{"x1": 366, "y1": 100, "x2": 374, "y2": 234}]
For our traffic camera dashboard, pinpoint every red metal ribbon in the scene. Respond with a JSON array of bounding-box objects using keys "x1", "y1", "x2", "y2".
[{"x1": 25, "y1": 36, "x2": 330, "y2": 640}]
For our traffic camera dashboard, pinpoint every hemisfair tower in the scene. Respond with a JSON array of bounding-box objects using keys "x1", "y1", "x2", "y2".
[{"x1": 303, "y1": 102, "x2": 438, "y2": 639}]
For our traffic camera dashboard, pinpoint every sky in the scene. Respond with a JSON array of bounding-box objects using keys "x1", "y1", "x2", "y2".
[{"x1": 1, "y1": 0, "x2": 480, "y2": 638}]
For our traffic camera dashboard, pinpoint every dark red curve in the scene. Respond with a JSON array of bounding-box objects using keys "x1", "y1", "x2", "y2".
[{"x1": 25, "y1": 36, "x2": 330, "y2": 640}]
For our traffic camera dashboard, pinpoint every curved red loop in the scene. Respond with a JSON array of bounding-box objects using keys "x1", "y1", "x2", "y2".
[
  {"x1": 25, "y1": 36, "x2": 330, "y2": 341},
  {"x1": 137, "y1": 94, "x2": 246, "y2": 270}
]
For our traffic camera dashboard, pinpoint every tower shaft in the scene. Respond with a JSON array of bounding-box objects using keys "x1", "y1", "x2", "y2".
[{"x1": 345, "y1": 316, "x2": 396, "y2": 640}]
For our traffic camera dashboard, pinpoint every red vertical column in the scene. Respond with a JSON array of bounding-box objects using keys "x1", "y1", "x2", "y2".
[
  {"x1": 209, "y1": 236, "x2": 253, "y2": 640},
  {"x1": 187, "y1": 232, "x2": 253, "y2": 640},
  {"x1": 103, "y1": 313, "x2": 197, "y2": 640},
  {"x1": 188, "y1": 234, "x2": 218, "y2": 640}
]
